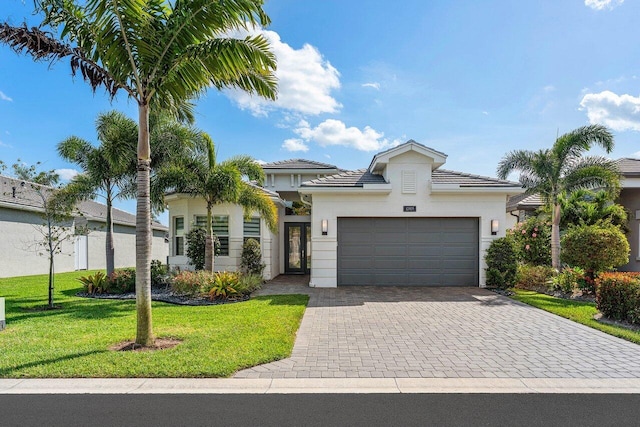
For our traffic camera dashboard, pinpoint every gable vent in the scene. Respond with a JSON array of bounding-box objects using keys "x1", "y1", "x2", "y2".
[{"x1": 402, "y1": 170, "x2": 417, "y2": 194}]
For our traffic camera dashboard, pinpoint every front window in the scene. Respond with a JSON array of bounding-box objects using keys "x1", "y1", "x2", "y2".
[
  {"x1": 243, "y1": 217, "x2": 261, "y2": 244},
  {"x1": 213, "y1": 215, "x2": 229, "y2": 256},
  {"x1": 174, "y1": 217, "x2": 184, "y2": 256}
]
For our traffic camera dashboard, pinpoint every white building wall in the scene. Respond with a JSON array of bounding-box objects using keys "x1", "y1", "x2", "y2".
[
  {"x1": 307, "y1": 152, "x2": 511, "y2": 288},
  {"x1": 166, "y1": 197, "x2": 279, "y2": 278}
]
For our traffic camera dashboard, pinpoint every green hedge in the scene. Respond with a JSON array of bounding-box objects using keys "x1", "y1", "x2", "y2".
[{"x1": 596, "y1": 272, "x2": 640, "y2": 324}]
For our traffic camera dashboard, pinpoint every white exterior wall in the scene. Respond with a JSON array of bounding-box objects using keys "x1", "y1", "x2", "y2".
[
  {"x1": 0, "y1": 206, "x2": 167, "y2": 278},
  {"x1": 307, "y1": 151, "x2": 512, "y2": 288},
  {"x1": 166, "y1": 197, "x2": 279, "y2": 279}
]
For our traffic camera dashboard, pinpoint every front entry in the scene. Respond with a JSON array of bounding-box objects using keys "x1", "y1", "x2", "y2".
[{"x1": 285, "y1": 222, "x2": 311, "y2": 274}]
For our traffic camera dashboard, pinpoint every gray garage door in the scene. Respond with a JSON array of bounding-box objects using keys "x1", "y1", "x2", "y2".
[{"x1": 337, "y1": 217, "x2": 479, "y2": 286}]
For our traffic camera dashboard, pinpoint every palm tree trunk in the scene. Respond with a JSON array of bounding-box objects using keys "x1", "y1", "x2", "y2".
[
  {"x1": 135, "y1": 103, "x2": 154, "y2": 346},
  {"x1": 105, "y1": 188, "x2": 115, "y2": 276},
  {"x1": 551, "y1": 203, "x2": 561, "y2": 270},
  {"x1": 204, "y1": 203, "x2": 214, "y2": 272}
]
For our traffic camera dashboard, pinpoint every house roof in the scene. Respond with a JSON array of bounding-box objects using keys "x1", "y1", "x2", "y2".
[
  {"x1": 301, "y1": 168, "x2": 521, "y2": 188},
  {"x1": 506, "y1": 193, "x2": 543, "y2": 211},
  {"x1": 261, "y1": 159, "x2": 341, "y2": 170},
  {"x1": 0, "y1": 174, "x2": 167, "y2": 231},
  {"x1": 616, "y1": 158, "x2": 640, "y2": 176},
  {"x1": 369, "y1": 140, "x2": 448, "y2": 172}
]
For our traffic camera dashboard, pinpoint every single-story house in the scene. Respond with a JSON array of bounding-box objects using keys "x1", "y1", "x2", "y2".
[
  {"x1": 0, "y1": 174, "x2": 168, "y2": 278},
  {"x1": 506, "y1": 157, "x2": 640, "y2": 272},
  {"x1": 166, "y1": 140, "x2": 523, "y2": 287}
]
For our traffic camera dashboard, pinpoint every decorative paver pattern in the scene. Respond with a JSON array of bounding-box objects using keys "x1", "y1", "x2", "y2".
[{"x1": 235, "y1": 281, "x2": 640, "y2": 379}]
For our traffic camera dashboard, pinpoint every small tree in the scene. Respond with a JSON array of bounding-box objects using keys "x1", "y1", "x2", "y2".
[
  {"x1": 9, "y1": 161, "x2": 76, "y2": 309},
  {"x1": 185, "y1": 227, "x2": 207, "y2": 271},
  {"x1": 240, "y1": 238, "x2": 265, "y2": 276},
  {"x1": 561, "y1": 223, "x2": 629, "y2": 279},
  {"x1": 485, "y1": 237, "x2": 518, "y2": 290}
]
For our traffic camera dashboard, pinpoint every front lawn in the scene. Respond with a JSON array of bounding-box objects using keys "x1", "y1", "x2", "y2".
[
  {"x1": 0, "y1": 271, "x2": 308, "y2": 378},
  {"x1": 512, "y1": 289, "x2": 640, "y2": 345}
]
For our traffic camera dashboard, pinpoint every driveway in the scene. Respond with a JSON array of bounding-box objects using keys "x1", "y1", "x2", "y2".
[{"x1": 234, "y1": 281, "x2": 640, "y2": 379}]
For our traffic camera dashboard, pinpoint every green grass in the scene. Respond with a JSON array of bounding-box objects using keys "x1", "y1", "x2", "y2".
[
  {"x1": 512, "y1": 289, "x2": 640, "y2": 345},
  {"x1": 0, "y1": 271, "x2": 308, "y2": 378}
]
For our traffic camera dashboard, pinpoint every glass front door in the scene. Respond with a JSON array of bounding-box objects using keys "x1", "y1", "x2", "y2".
[{"x1": 285, "y1": 223, "x2": 310, "y2": 274}]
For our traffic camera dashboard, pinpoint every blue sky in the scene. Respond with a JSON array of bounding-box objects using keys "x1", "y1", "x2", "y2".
[{"x1": 1, "y1": 0, "x2": 639, "y2": 225}]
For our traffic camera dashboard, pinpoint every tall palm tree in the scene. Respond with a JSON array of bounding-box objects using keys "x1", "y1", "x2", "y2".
[
  {"x1": 497, "y1": 125, "x2": 619, "y2": 269},
  {"x1": 155, "y1": 134, "x2": 278, "y2": 272},
  {"x1": 1, "y1": 1, "x2": 277, "y2": 346},
  {"x1": 57, "y1": 111, "x2": 137, "y2": 276}
]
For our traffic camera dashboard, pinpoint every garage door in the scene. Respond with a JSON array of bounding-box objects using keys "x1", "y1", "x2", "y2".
[{"x1": 337, "y1": 217, "x2": 479, "y2": 286}]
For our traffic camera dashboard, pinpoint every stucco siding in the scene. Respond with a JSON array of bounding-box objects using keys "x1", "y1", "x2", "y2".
[{"x1": 619, "y1": 187, "x2": 640, "y2": 272}]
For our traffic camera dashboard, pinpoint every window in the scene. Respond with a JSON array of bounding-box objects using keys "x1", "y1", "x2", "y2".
[
  {"x1": 213, "y1": 215, "x2": 229, "y2": 256},
  {"x1": 244, "y1": 217, "x2": 261, "y2": 244},
  {"x1": 195, "y1": 215, "x2": 207, "y2": 228},
  {"x1": 174, "y1": 217, "x2": 184, "y2": 256}
]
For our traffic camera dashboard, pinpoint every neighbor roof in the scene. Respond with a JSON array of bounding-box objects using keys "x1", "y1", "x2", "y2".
[
  {"x1": 616, "y1": 158, "x2": 640, "y2": 176},
  {"x1": 301, "y1": 169, "x2": 520, "y2": 188},
  {"x1": 0, "y1": 174, "x2": 167, "y2": 230},
  {"x1": 506, "y1": 193, "x2": 543, "y2": 212},
  {"x1": 261, "y1": 159, "x2": 341, "y2": 170}
]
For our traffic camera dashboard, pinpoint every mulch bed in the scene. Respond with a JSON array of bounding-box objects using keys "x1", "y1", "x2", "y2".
[
  {"x1": 76, "y1": 288, "x2": 250, "y2": 306},
  {"x1": 110, "y1": 337, "x2": 182, "y2": 352}
]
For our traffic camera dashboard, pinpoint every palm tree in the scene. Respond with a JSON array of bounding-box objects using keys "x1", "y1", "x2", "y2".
[
  {"x1": 155, "y1": 134, "x2": 278, "y2": 272},
  {"x1": 497, "y1": 125, "x2": 619, "y2": 270},
  {"x1": 57, "y1": 111, "x2": 137, "y2": 276},
  {"x1": 557, "y1": 189, "x2": 627, "y2": 232},
  {"x1": 1, "y1": 1, "x2": 277, "y2": 346}
]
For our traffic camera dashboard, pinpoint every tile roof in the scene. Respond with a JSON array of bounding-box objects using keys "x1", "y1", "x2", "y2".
[
  {"x1": 432, "y1": 169, "x2": 521, "y2": 187},
  {"x1": 0, "y1": 174, "x2": 167, "y2": 230},
  {"x1": 301, "y1": 169, "x2": 386, "y2": 187},
  {"x1": 261, "y1": 159, "x2": 341, "y2": 170},
  {"x1": 372, "y1": 139, "x2": 447, "y2": 159},
  {"x1": 506, "y1": 193, "x2": 543, "y2": 211},
  {"x1": 301, "y1": 169, "x2": 521, "y2": 188},
  {"x1": 616, "y1": 158, "x2": 640, "y2": 176}
]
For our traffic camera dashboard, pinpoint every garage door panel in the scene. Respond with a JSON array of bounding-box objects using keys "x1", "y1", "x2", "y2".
[{"x1": 338, "y1": 217, "x2": 478, "y2": 286}]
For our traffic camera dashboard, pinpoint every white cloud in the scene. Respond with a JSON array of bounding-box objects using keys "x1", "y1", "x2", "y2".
[
  {"x1": 362, "y1": 82, "x2": 380, "y2": 90},
  {"x1": 294, "y1": 119, "x2": 400, "y2": 152},
  {"x1": 579, "y1": 91, "x2": 640, "y2": 131},
  {"x1": 225, "y1": 28, "x2": 341, "y2": 116},
  {"x1": 282, "y1": 138, "x2": 309, "y2": 152},
  {"x1": 631, "y1": 151, "x2": 640, "y2": 158},
  {"x1": 0, "y1": 91, "x2": 12, "y2": 102},
  {"x1": 585, "y1": 0, "x2": 623, "y2": 10},
  {"x1": 543, "y1": 85, "x2": 556, "y2": 93},
  {"x1": 55, "y1": 168, "x2": 79, "y2": 181},
  {"x1": 482, "y1": 111, "x2": 489, "y2": 116}
]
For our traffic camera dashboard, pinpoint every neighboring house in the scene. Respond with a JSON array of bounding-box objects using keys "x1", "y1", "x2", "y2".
[
  {"x1": 0, "y1": 174, "x2": 168, "y2": 278},
  {"x1": 506, "y1": 158, "x2": 640, "y2": 272},
  {"x1": 166, "y1": 140, "x2": 523, "y2": 287}
]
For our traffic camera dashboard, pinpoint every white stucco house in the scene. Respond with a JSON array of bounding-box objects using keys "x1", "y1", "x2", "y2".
[
  {"x1": 0, "y1": 174, "x2": 168, "y2": 278},
  {"x1": 166, "y1": 140, "x2": 523, "y2": 287}
]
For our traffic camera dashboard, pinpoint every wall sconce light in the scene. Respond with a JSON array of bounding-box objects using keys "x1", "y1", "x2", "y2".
[
  {"x1": 321, "y1": 219, "x2": 328, "y2": 235},
  {"x1": 491, "y1": 219, "x2": 499, "y2": 236}
]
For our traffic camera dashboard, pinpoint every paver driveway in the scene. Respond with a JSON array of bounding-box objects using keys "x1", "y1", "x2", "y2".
[{"x1": 234, "y1": 281, "x2": 640, "y2": 379}]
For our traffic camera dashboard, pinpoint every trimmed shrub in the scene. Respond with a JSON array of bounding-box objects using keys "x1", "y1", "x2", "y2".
[
  {"x1": 550, "y1": 267, "x2": 585, "y2": 294},
  {"x1": 107, "y1": 268, "x2": 136, "y2": 294},
  {"x1": 515, "y1": 264, "x2": 556, "y2": 292},
  {"x1": 171, "y1": 270, "x2": 215, "y2": 296},
  {"x1": 185, "y1": 227, "x2": 206, "y2": 271},
  {"x1": 561, "y1": 223, "x2": 629, "y2": 277},
  {"x1": 596, "y1": 272, "x2": 640, "y2": 324},
  {"x1": 485, "y1": 237, "x2": 518, "y2": 289},
  {"x1": 507, "y1": 217, "x2": 551, "y2": 266},
  {"x1": 240, "y1": 238, "x2": 265, "y2": 276}
]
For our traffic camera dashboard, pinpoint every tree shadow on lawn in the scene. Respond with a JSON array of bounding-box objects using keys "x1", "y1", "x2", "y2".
[
  {"x1": 0, "y1": 349, "x2": 107, "y2": 377},
  {"x1": 6, "y1": 298, "x2": 135, "y2": 324},
  {"x1": 252, "y1": 294, "x2": 310, "y2": 306}
]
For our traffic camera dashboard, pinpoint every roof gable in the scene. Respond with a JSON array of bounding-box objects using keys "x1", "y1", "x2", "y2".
[
  {"x1": 261, "y1": 159, "x2": 341, "y2": 170},
  {"x1": 369, "y1": 140, "x2": 447, "y2": 173}
]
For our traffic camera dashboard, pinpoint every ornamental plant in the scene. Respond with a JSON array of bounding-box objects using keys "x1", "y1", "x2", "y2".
[
  {"x1": 561, "y1": 223, "x2": 629, "y2": 278},
  {"x1": 485, "y1": 237, "x2": 518, "y2": 290},
  {"x1": 507, "y1": 217, "x2": 551, "y2": 266},
  {"x1": 240, "y1": 238, "x2": 265, "y2": 276},
  {"x1": 596, "y1": 272, "x2": 640, "y2": 323}
]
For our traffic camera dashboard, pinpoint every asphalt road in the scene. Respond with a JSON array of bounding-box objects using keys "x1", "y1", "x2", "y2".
[{"x1": 1, "y1": 394, "x2": 640, "y2": 426}]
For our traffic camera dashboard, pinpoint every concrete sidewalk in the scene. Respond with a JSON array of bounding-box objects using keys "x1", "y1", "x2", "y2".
[{"x1": 3, "y1": 378, "x2": 640, "y2": 394}]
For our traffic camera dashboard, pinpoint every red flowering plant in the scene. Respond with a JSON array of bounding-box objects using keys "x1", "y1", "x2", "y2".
[{"x1": 507, "y1": 216, "x2": 551, "y2": 266}]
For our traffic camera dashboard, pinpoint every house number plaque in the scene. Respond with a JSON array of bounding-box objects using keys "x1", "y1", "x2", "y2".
[{"x1": 403, "y1": 206, "x2": 416, "y2": 212}]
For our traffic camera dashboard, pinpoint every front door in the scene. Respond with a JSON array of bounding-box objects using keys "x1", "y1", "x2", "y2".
[{"x1": 285, "y1": 223, "x2": 311, "y2": 274}]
